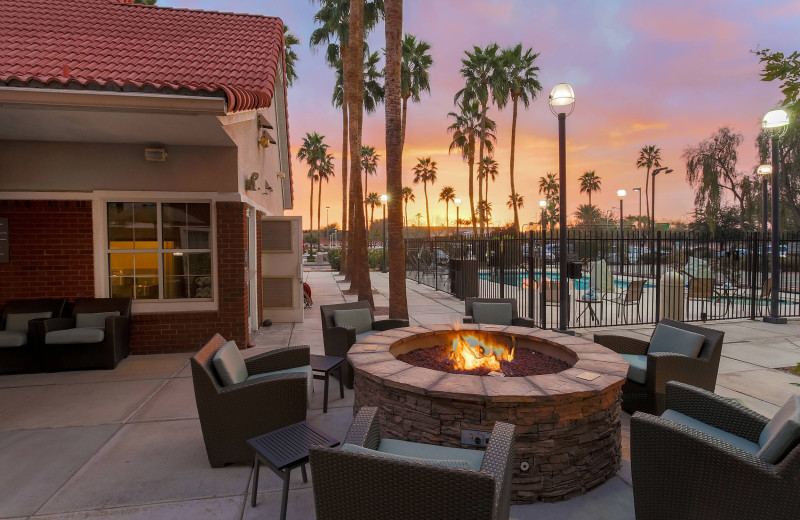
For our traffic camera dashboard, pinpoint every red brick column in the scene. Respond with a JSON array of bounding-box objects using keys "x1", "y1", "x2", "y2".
[{"x1": 0, "y1": 200, "x2": 94, "y2": 307}]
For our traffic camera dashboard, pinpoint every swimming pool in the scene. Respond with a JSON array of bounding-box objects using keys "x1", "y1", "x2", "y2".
[{"x1": 479, "y1": 271, "x2": 656, "y2": 291}]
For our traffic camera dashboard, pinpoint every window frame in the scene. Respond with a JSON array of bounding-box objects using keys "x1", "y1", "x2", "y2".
[{"x1": 102, "y1": 198, "x2": 218, "y2": 314}]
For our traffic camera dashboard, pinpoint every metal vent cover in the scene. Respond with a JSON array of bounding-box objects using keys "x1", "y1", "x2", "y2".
[
  {"x1": 261, "y1": 220, "x2": 292, "y2": 251},
  {"x1": 262, "y1": 277, "x2": 293, "y2": 308}
]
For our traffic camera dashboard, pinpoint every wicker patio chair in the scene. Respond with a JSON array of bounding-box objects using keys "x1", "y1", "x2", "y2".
[
  {"x1": 631, "y1": 382, "x2": 800, "y2": 520},
  {"x1": 191, "y1": 334, "x2": 309, "y2": 467},
  {"x1": 310, "y1": 406, "x2": 516, "y2": 520},
  {"x1": 0, "y1": 299, "x2": 65, "y2": 374},
  {"x1": 463, "y1": 297, "x2": 536, "y2": 327},
  {"x1": 594, "y1": 318, "x2": 724, "y2": 415},
  {"x1": 34, "y1": 298, "x2": 131, "y2": 371},
  {"x1": 320, "y1": 301, "x2": 409, "y2": 389}
]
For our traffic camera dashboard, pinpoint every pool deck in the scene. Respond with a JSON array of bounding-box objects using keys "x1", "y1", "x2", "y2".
[{"x1": 0, "y1": 268, "x2": 798, "y2": 519}]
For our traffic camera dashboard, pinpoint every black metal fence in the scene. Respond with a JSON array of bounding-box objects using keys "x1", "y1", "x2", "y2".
[{"x1": 405, "y1": 231, "x2": 800, "y2": 329}]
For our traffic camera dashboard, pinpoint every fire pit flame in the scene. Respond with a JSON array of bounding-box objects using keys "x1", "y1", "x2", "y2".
[{"x1": 449, "y1": 332, "x2": 514, "y2": 372}]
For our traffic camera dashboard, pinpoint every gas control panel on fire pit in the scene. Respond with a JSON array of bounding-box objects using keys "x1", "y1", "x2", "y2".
[{"x1": 461, "y1": 429, "x2": 491, "y2": 447}]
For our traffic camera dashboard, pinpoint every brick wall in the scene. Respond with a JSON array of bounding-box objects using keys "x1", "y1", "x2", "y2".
[
  {"x1": 0, "y1": 200, "x2": 95, "y2": 306},
  {"x1": 131, "y1": 201, "x2": 250, "y2": 353}
]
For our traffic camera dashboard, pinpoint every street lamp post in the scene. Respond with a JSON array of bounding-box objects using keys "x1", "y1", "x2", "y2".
[
  {"x1": 549, "y1": 83, "x2": 575, "y2": 334},
  {"x1": 617, "y1": 190, "x2": 626, "y2": 274},
  {"x1": 757, "y1": 164, "x2": 772, "y2": 283},
  {"x1": 762, "y1": 109, "x2": 790, "y2": 324},
  {"x1": 650, "y1": 167, "x2": 672, "y2": 236},
  {"x1": 454, "y1": 198, "x2": 461, "y2": 237},
  {"x1": 380, "y1": 194, "x2": 388, "y2": 273},
  {"x1": 539, "y1": 200, "x2": 547, "y2": 232}
]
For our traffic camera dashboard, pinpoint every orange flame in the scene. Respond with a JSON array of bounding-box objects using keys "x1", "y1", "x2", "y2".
[{"x1": 449, "y1": 332, "x2": 514, "y2": 371}]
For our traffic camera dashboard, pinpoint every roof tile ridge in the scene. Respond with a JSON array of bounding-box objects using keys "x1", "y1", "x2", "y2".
[{"x1": 113, "y1": 1, "x2": 284, "y2": 22}]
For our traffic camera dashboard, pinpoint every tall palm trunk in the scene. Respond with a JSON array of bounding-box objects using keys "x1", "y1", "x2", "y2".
[
  {"x1": 478, "y1": 101, "x2": 488, "y2": 235},
  {"x1": 644, "y1": 166, "x2": 651, "y2": 230},
  {"x1": 341, "y1": 45, "x2": 351, "y2": 279},
  {"x1": 445, "y1": 201, "x2": 450, "y2": 233},
  {"x1": 423, "y1": 182, "x2": 431, "y2": 238},
  {"x1": 317, "y1": 180, "x2": 323, "y2": 252},
  {"x1": 370, "y1": 205, "x2": 375, "y2": 230},
  {"x1": 468, "y1": 132, "x2": 477, "y2": 236},
  {"x1": 363, "y1": 170, "x2": 369, "y2": 228},
  {"x1": 509, "y1": 95, "x2": 520, "y2": 232},
  {"x1": 404, "y1": 201, "x2": 408, "y2": 229},
  {"x1": 401, "y1": 95, "x2": 409, "y2": 149},
  {"x1": 309, "y1": 178, "x2": 315, "y2": 254},
  {"x1": 347, "y1": 0, "x2": 373, "y2": 305}
]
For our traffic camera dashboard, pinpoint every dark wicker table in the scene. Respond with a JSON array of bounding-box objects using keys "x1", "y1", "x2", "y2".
[
  {"x1": 248, "y1": 421, "x2": 339, "y2": 520},
  {"x1": 310, "y1": 354, "x2": 344, "y2": 413}
]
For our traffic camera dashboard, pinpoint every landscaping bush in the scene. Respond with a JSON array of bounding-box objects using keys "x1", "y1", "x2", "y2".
[
  {"x1": 368, "y1": 248, "x2": 384, "y2": 269},
  {"x1": 328, "y1": 248, "x2": 341, "y2": 270}
]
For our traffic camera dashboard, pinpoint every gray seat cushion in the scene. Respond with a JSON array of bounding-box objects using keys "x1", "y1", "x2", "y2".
[
  {"x1": 76, "y1": 311, "x2": 120, "y2": 329},
  {"x1": 4, "y1": 312, "x2": 52, "y2": 332},
  {"x1": 355, "y1": 330, "x2": 380, "y2": 343},
  {"x1": 341, "y1": 443, "x2": 473, "y2": 470},
  {"x1": 248, "y1": 365, "x2": 314, "y2": 404},
  {"x1": 661, "y1": 409, "x2": 761, "y2": 456},
  {"x1": 471, "y1": 302, "x2": 513, "y2": 326},
  {"x1": 621, "y1": 354, "x2": 647, "y2": 385},
  {"x1": 333, "y1": 309, "x2": 372, "y2": 335},
  {"x1": 648, "y1": 324, "x2": 705, "y2": 358},
  {"x1": 0, "y1": 330, "x2": 27, "y2": 348},
  {"x1": 378, "y1": 438, "x2": 485, "y2": 471},
  {"x1": 757, "y1": 394, "x2": 800, "y2": 464},
  {"x1": 46, "y1": 327, "x2": 105, "y2": 344},
  {"x1": 212, "y1": 340, "x2": 248, "y2": 386}
]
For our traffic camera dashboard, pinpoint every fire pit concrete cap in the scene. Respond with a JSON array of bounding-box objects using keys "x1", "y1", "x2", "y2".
[{"x1": 349, "y1": 324, "x2": 627, "y2": 404}]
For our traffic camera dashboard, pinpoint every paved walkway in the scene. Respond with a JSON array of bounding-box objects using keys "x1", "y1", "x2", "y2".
[{"x1": 0, "y1": 269, "x2": 798, "y2": 519}]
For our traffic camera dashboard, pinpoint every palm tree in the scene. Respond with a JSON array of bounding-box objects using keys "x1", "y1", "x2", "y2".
[
  {"x1": 497, "y1": 43, "x2": 541, "y2": 232},
  {"x1": 539, "y1": 172, "x2": 559, "y2": 233},
  {"x1": 283, "y1": 25, "x2": 300, "y2": 87},
  {"x1": 365, "y1": 192, "x2": 381, "y2": 231},
  {"x1": 384, "y1": 0, "x2": 407, "y2": 319},
  {"x1": 507, "y1": 192, "x2": 524, "y2": 211},
  {"x1": 297, "y1": 132, "x2": 327, "y2": 253},
  {"x1": 480, "y1": 155, "x2": 499, "y2": 203},
  {"x1": 361, "y1": 145, "x2": 380, "y2": 210},
  {"x1": 438, "y1": 186, "x2": 456, "y2": 232},
  {"x1": 401, "y1": 186, "x2": 415, "y2": 228},
  {"x1": 412, "y1": 157, "x2": 438, "y2": 238},
  {"x1": 579, "y1": 170, "x2": 602, "y2": 206},
  {"x1": 636, "y1": 145, "x2": 662, "y2": 229},
  {"x1": 400, "y1": 33, "x2": 433, "y2": 148},
  {"x1": 455, "y1": 43, "x2": 504, "y2": 234},
  {"x1": 447, "y1": 100, "x2": 497, "y2": 236},
  {"x1": 573, "y1": 204, "x2": 602, "y2": 228},
  {"x1": 477, "y1": 201, "x2": 493, "y2": 228},
  {"x1": 332, "y1": 50, "x2": 385, "y2": 113},
  {"x1": 317, "y1": 152, "x2": 336, "y2": 244}
]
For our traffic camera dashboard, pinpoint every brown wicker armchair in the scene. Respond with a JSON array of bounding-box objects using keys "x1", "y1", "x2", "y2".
[
  {"x1": 594, "y1": 318, "x2": 723, "y2": 415},
  {"x1": 0, "y1": 299, "x2": 65, "y2": 374},
  {"x1": 631, "y1": 382, "x2": 800, "y2": 520},
  {"x1": 320, "y1": 301, "x2": 409, "y2": 389},
  {"x1": 463, "y1": 297, "x2": 536, "y2": 327},
  {"x1": 191, "y1": 334, "x2": 309, "y2": 467},
  {"x1": 310, "y1": 406, "x2": 516, "y2": 520},
  {"x1": 34, "y1": 298, "x2": 131, "y2": 371}
]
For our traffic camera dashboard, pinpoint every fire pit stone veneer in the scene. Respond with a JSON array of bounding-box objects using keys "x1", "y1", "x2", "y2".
[{"x1": 348, "y1": 324, "x2": 628, "y2": 504}]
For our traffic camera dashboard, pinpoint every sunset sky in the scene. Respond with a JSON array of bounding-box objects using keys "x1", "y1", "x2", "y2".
[{"x1": 163, "y1": 0, "x2": 798, "y2": 230}]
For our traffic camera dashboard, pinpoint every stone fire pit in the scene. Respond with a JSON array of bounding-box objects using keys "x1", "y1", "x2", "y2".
[{"x1": 348, "y1": 324, "x2": 628, "y2": 504}]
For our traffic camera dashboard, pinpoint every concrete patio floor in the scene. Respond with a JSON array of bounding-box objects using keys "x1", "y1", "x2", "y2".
[{"x1": 1, "y1": 269, "x2": 798, "y2": 519}]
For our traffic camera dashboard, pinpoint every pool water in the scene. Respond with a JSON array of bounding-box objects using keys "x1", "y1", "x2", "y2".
[{"x1": 479, "y1": 271, "x2": 656, "y2": 291}]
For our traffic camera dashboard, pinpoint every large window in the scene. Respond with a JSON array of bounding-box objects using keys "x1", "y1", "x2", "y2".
[{"x1": 107, "y1": 202, "x2": 212, "y2": 300}]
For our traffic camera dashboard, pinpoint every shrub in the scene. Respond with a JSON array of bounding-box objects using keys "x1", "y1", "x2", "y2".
[
  {"x1": 328, "y1": 248, "x2": 341, "y2": 270},
  {"x1": 368, "y1": 248, "x2": 384, "y2": 269}
]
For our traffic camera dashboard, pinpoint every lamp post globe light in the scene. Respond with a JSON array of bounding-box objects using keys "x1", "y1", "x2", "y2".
[
  {"x1": 380, "y1": 194, "x2": 388, "y2": 273},
  {"x1": 762, "y1": 109, "x2": 789, "y2": 324},
  {"x1": 757, "y1": 164, "x2": 773, "y2": 283},
  {"x1": 539, "y1": 200, "x2": 547, "y2": 233},
  {"x1": 549, "y1": 83, "x2": 575, "y2": 334}
]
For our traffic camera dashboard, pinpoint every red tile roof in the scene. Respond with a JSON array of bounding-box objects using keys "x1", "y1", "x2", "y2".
[{"x1": 0, "y1": 0, "x2": 287, "y2": 113}]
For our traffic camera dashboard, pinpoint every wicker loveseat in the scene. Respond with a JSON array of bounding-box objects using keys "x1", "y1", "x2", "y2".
[
  {"x1": 320, "y1": 301, "x2": 409, "y2": 388},
  {"x1": 463, "y1": 297, "x2": 536, "y2": 327},
  {"x1": 310, "y1": 406, "x2": 516, "y2": 520},
  {"x1": 594, "y1": 318, "x2": 723, "y2": 415},
  {"x1": 0, "y1": 299, "x2": 65, "y2": 373},
  {"x1": 631, "y1": 382, "x2": 800, "y2": 519},
  {"x1": 34, "y1": 298, "x2": 131, "y2": 371},
  {"x1": 191, "y1": 334, "x2": 309, "y2": 467}
]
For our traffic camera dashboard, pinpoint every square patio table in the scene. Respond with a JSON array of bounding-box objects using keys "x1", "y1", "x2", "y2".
[{"x1": 310, "y1": 354, "x2": 345, "y2": 413}]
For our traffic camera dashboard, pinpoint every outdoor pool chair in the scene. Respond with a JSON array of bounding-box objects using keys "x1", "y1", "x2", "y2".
[
  {"x1": 757, "y1": 277, "x2": 773, "y2": 316},
  {"x1": 0, "y1": 298, "x2": 65, "y2": 373},
  {"x1": 594, "y1": 318, "x2": 723, "y2": 415},
  {"x1": 191, "y1": 334, "x2": 309, "y2": 467},
  {"x1": 631, "y1": 382, "x2": 800, "y2": 520},
  {"x1": 309, "y1": 406, "x2": 516, "y2": 520},
  {"x1": 603, "y1": 279, "x2": 645, "y2": 324},
  {"x1": 34, "y1": 297, "x2": 131, "y2": 371},
  {"x1": 686, "y1": 277, "x2": 716, "y2": 319},
  {"x1": 463, "y1": 297, "x2": 536, "y2": 327},
  {"x1": 320, "y1": 301, "x2": 409, "y2": 389}
]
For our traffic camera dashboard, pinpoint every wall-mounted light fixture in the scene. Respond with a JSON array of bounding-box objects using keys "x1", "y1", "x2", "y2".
[
  {"x1": 257, "y1": 114, "x2": 277, "y2": 148},
  {"x1": 245, "y1": 172, "x2": 259, "y2": 191},
  {"x1": 144, "y1": 147, "x2": 167, "y2": 162}
]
